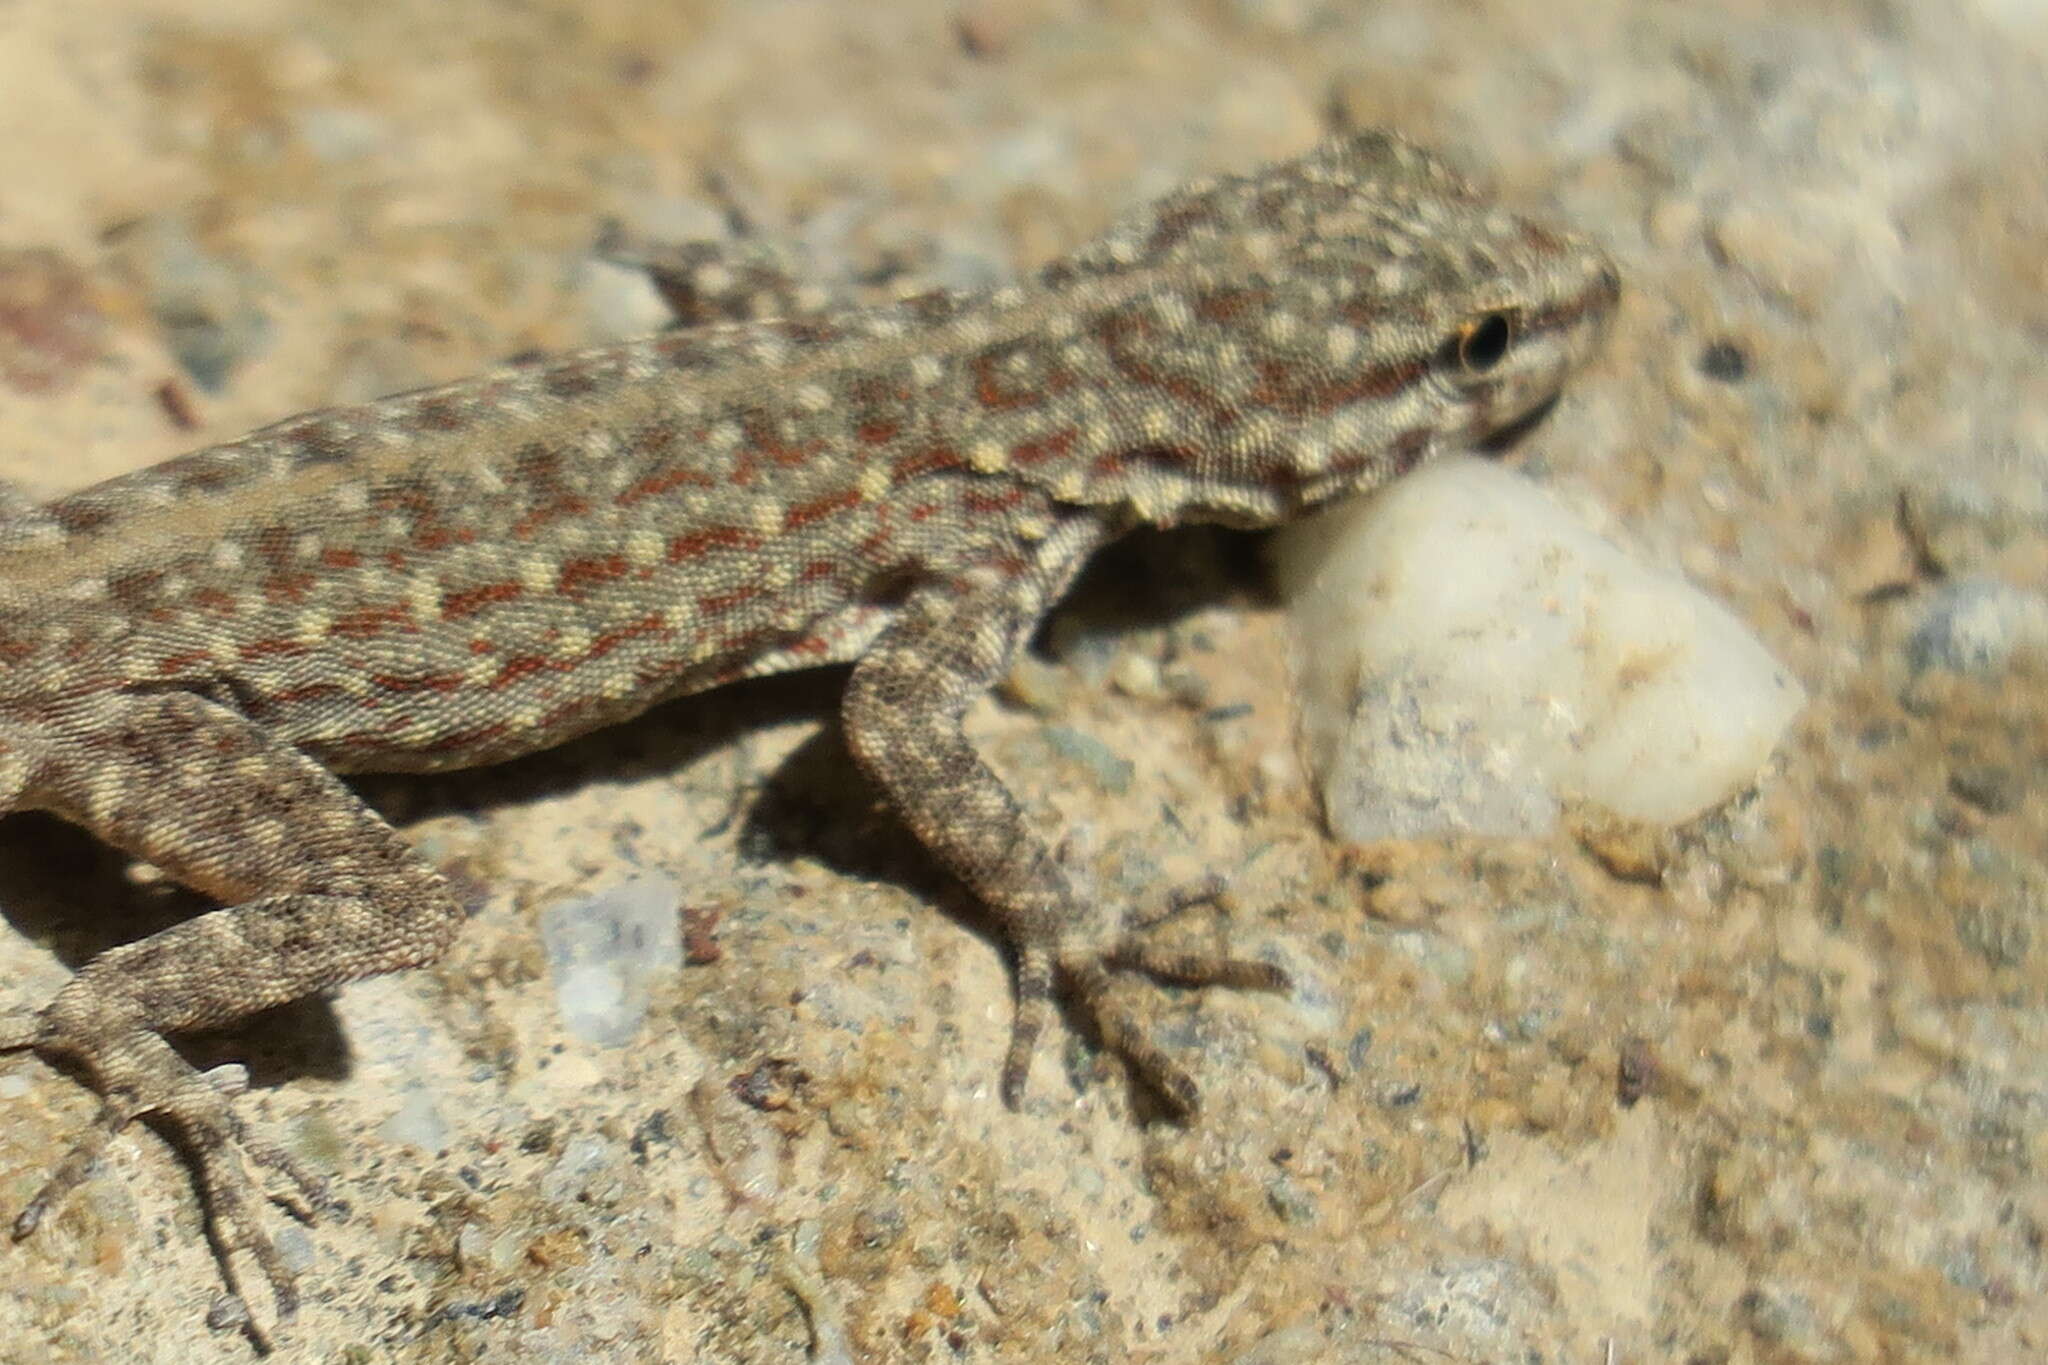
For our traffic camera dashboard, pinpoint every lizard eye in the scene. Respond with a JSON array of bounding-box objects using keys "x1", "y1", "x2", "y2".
[{"x1": 1449, "y1": 310, "x2": 1516, "y2": 374}]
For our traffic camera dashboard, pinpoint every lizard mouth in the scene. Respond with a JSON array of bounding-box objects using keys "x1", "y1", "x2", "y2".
[{"x1": 1474, "y1": 389, "x2": 1564, "y2": 455}]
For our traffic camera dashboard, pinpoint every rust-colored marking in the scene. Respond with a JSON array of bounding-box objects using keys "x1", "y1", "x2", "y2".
[
  {"x1": 891, "y1": 444, "x2": 964, "y2": 483},
  {"x1": 556, "y1": 554, "x2": 629, "y2": 598},
  {"x1": 667, "y1": 525, "x2": 761, "y2": 563},
  {"x1": 784, "y1": 487, "x2": 861, "y2": 531},
  {"x1": 1010, "y1": 428, "x2": 1076, "y2": 465},
  {"x1": 329, "y1": 605, "x2": 416, "y2": 639},
  {"x1": 370, "y1": 670, "x2": 465, "y2": 694},
  {"x1": 442, "y1": 582, "x2": 523, "y2": 618},
  {"x1": 697, "y1": 582, "x2": 765, "y2": 617}
]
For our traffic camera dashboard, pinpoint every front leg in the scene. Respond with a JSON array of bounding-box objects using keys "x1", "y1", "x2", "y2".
[{"x1": 842, "y1": 523, "x2": 1288, "y2": 1113}]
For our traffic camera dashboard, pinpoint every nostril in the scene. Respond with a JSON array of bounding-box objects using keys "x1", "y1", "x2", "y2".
[{"x1": 1596, "y1": 264, "x2": 1622, "y2": 307}]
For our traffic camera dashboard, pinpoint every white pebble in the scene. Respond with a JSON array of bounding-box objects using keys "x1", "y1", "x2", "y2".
[{"x1": 1270, "y1": 456, "x2": 1805, "y2": 839}]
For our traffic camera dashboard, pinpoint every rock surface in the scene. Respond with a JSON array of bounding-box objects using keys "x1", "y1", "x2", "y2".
[{"x1": 1, "y1": 2, "x2": 2043, "y2": 1362}]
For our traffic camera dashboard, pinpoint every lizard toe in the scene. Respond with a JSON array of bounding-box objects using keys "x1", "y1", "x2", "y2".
[
  {"x1": 1045, "y1": 890, "x2": 1289, "y2": 1116},
  {"x1": 1058, "y1": 953, "x2": 1203, "y2": 1116},
  {"x1": 12, "y1": 1010, "x2": 307, "y2": 1339}
]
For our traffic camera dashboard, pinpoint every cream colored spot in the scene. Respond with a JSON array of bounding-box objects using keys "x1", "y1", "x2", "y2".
[
  {"x1": 81, "y1": 774, "x2": 122, "y2": 823},
  {"x1": 991, "y1": 285, "x2": 1026, "y2": 310},
  {"x1": 625, "y1": 529, "x2": 664, "y2": 566},
  {"x1": 408, "y1": 579, "x2": 442, "y2": 616},
  {"x1": 1052, "y1": 469, "x2": 1086, "y2": 501},
  {"x1": 1330, "y1": 402, "x2": 1379, "y2": 449},
  {"x1": 1155, "y1": 293, "x2": 1193, "y2": 331},
  {"x1": 229, "y1": 753, "x2": 274, "y2": 783},
  {"x1": 209, "y1": 541, "x2": 246, "y2": 572},
  {"x1": 693, "y1": 263, "x2": 733, "y2": 295},
  {"x1": 294, "y1": 610, "x2": 334, "y2": 644},
  {"x1": 1015, "y1": 513, "x2": 1052, "y2": 542},
  {"x1": 519, "y1": 558, "x2": 558, "y2": 593},
  {"x1": 488, "y1": 391, "x2": 540, "y2": 424},
  {"x1": 865, "y1": 314, "x2": 907, "y2": 339},
  {"x1": 331, "y1": 484, "x2": 371, "y2": 514},
  {"x1": 796, "y1": 383, "x2": 833, "y2": 412},
  {"x1": 555, "y1": 627, "x2": 592, "y2": 658},
  {"x1": 858, "y1": 463, "x2": 891, "y2": 500},
  {"x1": 911, "y1": 354, "x2": 944, "y2": 388},
  {"x1": 1141, "y1": 406, "x2": 1173, "y2": 441},
  {"x1": 1289, "y1": 430, "x2": 1331, "y2": 473},
  {"x1": 1326, "y1": 324, "x2": 1360, "y2": 367},
  {"x1": 1107, "y1": 234, "x2": 1141, "y2": 265},
  {"x1": 1264, "y1": 311, "x2": 1298, "y2": 344},
  {"x1": 968, "y1": 439, "x2": 1007, "y2": 474},
  {"x1": 750, "y1": 499, "x2": 785, "y2": 535},
  {"x1": 1128, "y1": 483, "x2": 1172, "y2": 521},
  {"x1": 1242, "y1": 230, "x2": 1280, "y2": 262},
  {"x1": 708, "y1": 421, "x2": 742, "y2": 452}
]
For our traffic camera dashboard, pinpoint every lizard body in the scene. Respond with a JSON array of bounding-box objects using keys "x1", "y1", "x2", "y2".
[{"x1": 0, "y1": 131, "x2": 1616, "y2": 1335}]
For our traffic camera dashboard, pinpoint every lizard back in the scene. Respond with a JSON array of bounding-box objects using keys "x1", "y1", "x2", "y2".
[{"x1": 0, "y1": 132, "x2": 1615, "y2": 774}]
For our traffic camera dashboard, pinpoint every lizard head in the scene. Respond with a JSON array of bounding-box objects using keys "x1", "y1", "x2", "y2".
[{"x1": 1036, "y1": 131, "x2": 1620, "y2": 527}]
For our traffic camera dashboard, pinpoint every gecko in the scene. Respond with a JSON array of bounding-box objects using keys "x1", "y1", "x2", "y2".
[{"x1": 0, "y1": 131, "x2": 1618, "y2": 1338}]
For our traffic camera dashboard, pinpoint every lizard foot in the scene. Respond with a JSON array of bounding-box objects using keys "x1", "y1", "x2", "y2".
[
  {"x1": 998, "y1": 876, "x2": 1290, "y2": 1116},
  {"x1": 2, "y1": 999, "x2": 324, "y2": 1349}
]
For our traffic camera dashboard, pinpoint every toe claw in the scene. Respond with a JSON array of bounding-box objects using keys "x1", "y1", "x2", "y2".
[{"x1": 202, "y1": 1063, "x2": 252, "y2": 1098}]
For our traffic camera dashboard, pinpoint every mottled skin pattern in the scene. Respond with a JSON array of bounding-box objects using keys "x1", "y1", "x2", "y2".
[{"x1": 0, "y1": 132, "x2": 1616, "y2": 1340}]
